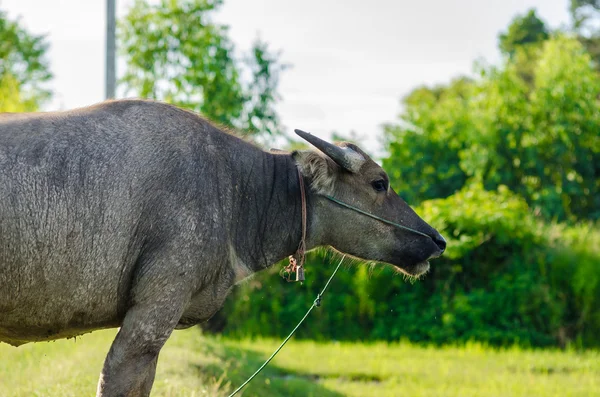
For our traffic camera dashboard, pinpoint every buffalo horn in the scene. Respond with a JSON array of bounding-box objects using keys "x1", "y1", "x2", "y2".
[{"x1": 294, "y1": 129, "x2": 363, "y2": 172}]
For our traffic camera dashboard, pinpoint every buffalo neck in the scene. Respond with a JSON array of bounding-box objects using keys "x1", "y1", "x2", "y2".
[{"x1": 228, "y1": 150, "x2": 312, "y2": 272}]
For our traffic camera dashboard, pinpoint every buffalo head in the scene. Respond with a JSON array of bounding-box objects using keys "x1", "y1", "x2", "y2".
[{"x1": 293, "y1": 129, "x2": 445, "y2": 276}]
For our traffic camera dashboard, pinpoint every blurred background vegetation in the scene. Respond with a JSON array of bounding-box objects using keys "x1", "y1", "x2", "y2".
[
  {"x1": 1, "y1": 0, "x2": 598, "y2": 349},
  {"x1": 217, "y1": 0, "x2": 600, "y2": 349}
]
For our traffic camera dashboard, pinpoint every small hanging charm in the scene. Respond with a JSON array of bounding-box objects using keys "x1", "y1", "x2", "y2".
[
  {"x1": 295, "y1": 265, "x2": 305, "y2": 282},
  {"x1": 280, "y1": 255, "x2": 305, "y2": 282}
]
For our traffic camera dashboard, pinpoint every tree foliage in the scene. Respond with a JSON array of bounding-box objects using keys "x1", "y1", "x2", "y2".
[
  {"x1": 0, "y1": 8, "x2": 52, "y2": 110},
  {"x1": 119, "y1": 0, "x2": 286, "y2": 137},
  {"x1": 569, "y1": 0, "x2": 600, "y2": 70},
  {"x1": 383, "y1": 36, "x2": 600, "y2": 221},
  {"x1": 570, "y1": 0, "x2": 600, "y2": 32},
  {"x1": 381, "y1": 77, "x2": 473, "y2": 204},
  {"x1": 0, "y1": 73, "x2": 35, "y2": 112},
  {"x1": 499, "y1": 9, "x2": 549, "y2": 57}
]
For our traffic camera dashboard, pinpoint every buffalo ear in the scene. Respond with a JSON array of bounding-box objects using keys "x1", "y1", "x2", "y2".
[
  {"x1": 292, "y1": 150, "x2": 336, "y2": 194},
  {"x1": 269, "y1": 148, "x2": 290, "y2": 154}
]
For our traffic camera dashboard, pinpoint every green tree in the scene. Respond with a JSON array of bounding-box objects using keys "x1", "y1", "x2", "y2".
[
  {"x1": 0, "y1": 73, "x2": 34, "y2": 112},
  {"x1": 466, "y1": 37, "x2": 600, "y2": 220},
  {"x1": 119, "y1": 0, "x2": 286, "y2": 137},
  {"x1": 382, "y1": 77, "x2": 473, "y2": 204},
  {"x1": 384, "y1": 36, "x2": 600, "y2": 221},
  {"x1": 570, "y1": 0, "x2": 600, "y2": 70},
  {"x1": 570, "y1": 0, "x2": 600, "y2": 32},
  {"x1": 0, "y1": 8, "x2": 52, "y2": 110},
  {"x1": 242, "y1": 40, "x2": 286, "y2": 137},
  {"x1": 498, "y1": 9, "x2": 549, "y2": 57}
]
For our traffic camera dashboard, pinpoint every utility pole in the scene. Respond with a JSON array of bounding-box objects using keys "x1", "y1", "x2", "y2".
[{"x1": 105, "y1": 0, "x2": 116, "y2": 99}]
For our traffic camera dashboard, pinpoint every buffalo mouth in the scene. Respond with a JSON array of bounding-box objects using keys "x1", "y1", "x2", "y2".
[
  {"x1": 388, "y1": 246, "x2": 440, "y2": 277},
  {"x1": 394, "y1": 260, "x2": 430, "y2": 277},
  {"x1": 387, "y1": 233, "x2": 445, "y2": 277}
]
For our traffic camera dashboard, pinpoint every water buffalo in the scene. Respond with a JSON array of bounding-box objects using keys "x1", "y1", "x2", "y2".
[{"x1": 0, "y1": 99, "x2": 445, "y2": 396}]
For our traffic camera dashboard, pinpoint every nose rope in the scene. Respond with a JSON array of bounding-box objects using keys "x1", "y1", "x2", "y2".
[{"x1": 323, "y1": 195, "x2": 431, "y2": 239}]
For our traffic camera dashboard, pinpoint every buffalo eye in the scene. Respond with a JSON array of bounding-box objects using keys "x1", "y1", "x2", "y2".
[{"x1": 371, "y1": 179, "x2": 388, "y2": 192}]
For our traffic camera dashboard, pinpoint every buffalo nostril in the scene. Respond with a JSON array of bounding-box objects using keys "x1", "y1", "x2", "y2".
[{"x1": 432, "y1": 234, "x2": 446, "y2": 252}]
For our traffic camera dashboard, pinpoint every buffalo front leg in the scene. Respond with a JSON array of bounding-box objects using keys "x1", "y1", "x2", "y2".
[{"x1": 96, "y1": 293, "x2": 189, "y2": 396}]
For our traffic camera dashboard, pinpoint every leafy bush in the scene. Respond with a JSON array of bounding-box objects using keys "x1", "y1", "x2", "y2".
[{"x1": 212, "y1": 184, "x2": 600, "y2": 348}]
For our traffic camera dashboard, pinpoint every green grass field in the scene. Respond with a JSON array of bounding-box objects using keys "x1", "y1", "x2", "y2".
[{"x1": 1, "y1": 328, "x2": 598, "y2": 397}]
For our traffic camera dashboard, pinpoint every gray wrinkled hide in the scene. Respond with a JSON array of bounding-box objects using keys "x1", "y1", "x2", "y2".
[{"x1": 0, "y1": 100, "x2": 444, "y2": 396}]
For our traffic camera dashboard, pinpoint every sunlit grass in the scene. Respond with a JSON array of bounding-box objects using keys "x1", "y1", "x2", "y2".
[{"x1": 1, "y1": 328, "x2": 598, "y2": 396}]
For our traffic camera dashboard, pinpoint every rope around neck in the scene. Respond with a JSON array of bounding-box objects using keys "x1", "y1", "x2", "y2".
[
  {"x1": 298, "y1": 169, "x2": 307, "y2": 264},
  {"x1": 323, "y1": 195, "x2": 431, "y2": 238},
  {"x1": 280, "y1": 168, "x2": 308, "y2": 282},
  {"x1": 227, "y1": 255, "x2": 346, "y2": 397}
]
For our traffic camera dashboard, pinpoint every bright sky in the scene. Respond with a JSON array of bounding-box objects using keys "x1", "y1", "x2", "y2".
[{"x1": 2, "y1": 0, "x2": 571, "y2": 154}]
